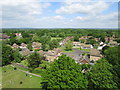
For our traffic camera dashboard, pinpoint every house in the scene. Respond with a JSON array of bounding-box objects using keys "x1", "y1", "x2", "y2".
[
  {"x1": 15, "y1": 33, "x2": 22, "y2": 39},
  {"x1": 79, "y1": 55, "x2": 90, "y2": 64},
  {"x1": 15, "y1": 33, "x2": 22, "y2": 37},
  {"x1": 90, "y1": 49, "x2": 102, "y2": 61},
  {"x1": 73, "y1": 42, "x2": 81, "y2": 47},
  {"x1": 100, "y1": 42, "x2": 104, "y2": 46},
  {"x1": 0, "y1": 34, "x2": 10, "y2": 40},
  {"x1": 98, "y1": 44, "x2": 107, "y2": 50},
  {"x1": 32, "y1": 42, "x2": 42, "y2": 50},
  {"x1": 108, "y1": 41, "x2": 118, "y2": 46},
  {"x1": 79, "y1": 36, "x2": 87, "y2": 40},
  {"x1": 20, "y1": 43, "x2": 27, "y2": 49},
  {"x1": 60, "y1": 36, "x2": 74, "y2": 46},
  {"x1": 79, "y1": 36, "x2": 92, "y2": 40},
  {"x1": 38, "y1": 50, "x2": 45, "y2": 56},
  {"x1": 105, "y1": 37, "x2": 115, "y2": 42},
  {"x1": 12, "y1": 43, "x2": 19, "y2": 48},
  {"x1": 20, "y1": 48, "x2": 32, "y2": 56},
  {"x1": 43, "y1": 48, "x2": 62, "y2": 62},
  {"x1": 80, "y1": 43, "x2": 93, "y2": 49},
  {"x1": 105, "y1": 37, "x2": 110, "y2": 42}
]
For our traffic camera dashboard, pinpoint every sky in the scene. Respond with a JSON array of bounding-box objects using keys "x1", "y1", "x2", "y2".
[{"x1": 0, "y1": 0, "x2": 119, "y2": 28}]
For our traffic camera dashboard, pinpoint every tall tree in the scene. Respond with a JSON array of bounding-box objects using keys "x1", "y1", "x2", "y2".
[
  {"x1": 28, "y1": 52, "x2": 43, "y2": 71},
  {"x1": 49, "y1": 39, "x2": 59, "y2": 50},
  {"x1": 41, "y1": 55, "x2": 88, "y2": 89},
  {"x1": 13, "y1": 49, "x2": 23, "y2": 63},
  {"x1": 74, "y1": 35, "x2": 79, "y2": 41},
  {"x1": 42, "y1": 44, "x2": 50, "y2": 51},
  {"x1": 2, "y1": 44, "x2": 14, "y2": 66},
  {"x1": 87, "y1": 59, "x2": 117, "y2": 89},
  {"x1": 65, "y1": 40, "x2": 73, "y2": 51},
  {"x1": 104, "y1": 46, "x2": 120, "y2": 88}
]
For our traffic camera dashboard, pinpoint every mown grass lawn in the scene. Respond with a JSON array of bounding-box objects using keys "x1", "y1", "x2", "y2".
[
  {"x1": 2, "y1": 65, "x2": 42, "y2": 88},
  {"x1": 60, "y1": 47, "x2": 75, "y2": 53},
  {"x1": 73, "y1": 47, "x2": 90, "y2": 52},
  {"x1": 0, "y1": 67, "x2": 2, "y2": 89},
  {"x1": 80, "y1": 49, "x2": 90, "y2": 51}
]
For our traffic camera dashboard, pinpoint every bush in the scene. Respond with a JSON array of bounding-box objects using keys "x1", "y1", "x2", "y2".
[
  {"x1": 33, "y1": 68, "x2": 42, "y2": 73},
  {"x1": 14, "y1": 67, "x2": 17, "y2": 70},
  {"x1": 20, "y1": 81, "x2": 23, "y2": 84}
]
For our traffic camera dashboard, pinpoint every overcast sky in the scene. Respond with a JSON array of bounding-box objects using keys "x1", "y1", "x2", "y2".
[{"x1": 0, "y1": 0, "x2": 119, "y2": 28}]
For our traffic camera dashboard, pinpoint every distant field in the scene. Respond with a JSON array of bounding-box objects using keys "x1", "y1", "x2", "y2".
[
  {"x1": 2, "y1": 65, "x2": 42, "y2": 88},
  {"x1": 51, "y1": 37, "x2": 62, "y2": 40}
]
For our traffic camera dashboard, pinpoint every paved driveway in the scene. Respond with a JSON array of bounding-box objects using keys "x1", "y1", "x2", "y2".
[{"x1": 63, "y1": 48, "x2": 90, "y2": 63}]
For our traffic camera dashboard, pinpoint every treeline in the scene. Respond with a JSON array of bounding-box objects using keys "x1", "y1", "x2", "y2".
[{"x1": 3, "y1": 29, "x2": 119, "y2": 38}]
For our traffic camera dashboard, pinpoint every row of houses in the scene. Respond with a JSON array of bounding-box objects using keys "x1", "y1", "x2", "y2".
[
  {"x1": 0, "y1": 34, "x2": 10, "y2": 40},
  {"x1": 38, "y1": 48, "x2": 62, "y2": 62},
  {"x1": 12, "y1": 42, "x2": 42, "y2": 50},
  {"x1": 73, "y1": 42, "x2": 93, "y2": 49},
  {"x1": 12, "y1": 42, "x2": 63, "y2": 62},
  {"x1": 79, "y1": 35, "x2": 119, "y2": 42}
]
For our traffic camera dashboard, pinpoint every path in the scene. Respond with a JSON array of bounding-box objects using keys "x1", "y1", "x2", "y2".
[
  {"x1": 18, "y1": 69, "x2": 41, "y2": 77},
  {"x1": 11, "y1": 65, "x2": 41, "y2": 77}
]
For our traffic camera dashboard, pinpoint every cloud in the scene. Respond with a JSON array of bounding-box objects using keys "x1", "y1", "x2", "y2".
[
  {"x1": 1, "y1": 1, "x2": 117, "y2": 28},
  {"x1": 96, "y1": 12, "x2": 118, "y2": 21},
  {"x1": 1, "y1": 0, "x2": 51, "y2": 20},
  {"x1": 53, "y1": 15, "x2": 65, "y2": 20},
  {"x1": 56, "y1": 1, "x2": 109, "y2": 15},
  {"x1": 1, "y1": 0, "x2": 51, "y2": 28},
  {"x1": 75, "y1": 12, "x2": 118, "y2": 22}
]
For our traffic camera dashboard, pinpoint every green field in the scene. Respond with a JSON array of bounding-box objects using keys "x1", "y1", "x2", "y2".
[
  {"x1": 2, "y1": 65, "x2": 42, "y2": 88},
  {"x1": 0, "y1": 67, "x2": 2, "y2": 89}
]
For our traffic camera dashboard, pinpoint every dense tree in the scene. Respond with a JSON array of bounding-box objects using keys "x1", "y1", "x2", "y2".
[
  {"x1": 28, "y1": 52, "x2": 43, "y2": 71},
  {"x1": 104, "y1": 46, "x2": 120, "y2": 88},
  {"x1": 39, "y1": 35, "x2": 51, "y2": 44},
  {"x1": 114, "y1": 39, "x2": 120, "y2": 43},
  {"x1": 49, "y1": 39, "x2": 59, "y2": 50},
  {"x1": 41, "y1": 55, "x2": 88, "y2": 89},
  {"x1": 101, "y1": 46, "x2": 109, "y2": 55},
  {"x1": 86, "y1": 39, "x2": 97, "y2": 45},
  {"x1": 17, "y1": 38, "x2": 31, "y2": 44},
  {"x1": 39, "y1": 60, "x2": 51, "y2": 69},
  {"x1": 9, "y1": 37, "x2": 18, "y2": 45},
  {"x1": 87, "y1": 59, "x2": 117, "y2": 89},
  {"x1": 2, "y1": 44, "x2": 14, "y2": 66},
  {"x1": 80, "y1": 39, "x2": 85, "y2": 43},
  {"x1": 104, "y1": 46, "x2": 119, "y2": 65},
  {"x1": 22, "y1": 32, "x2": 30, "y2": 38},
  {"x1": 27, "y1": 43, "x2": 33, "y2": 51},
  {"x1": 42, "y1": 44, "x2": 50, "y2": 51},
  {"x1": 74, "y1": 35, "x2": 79, "y2": 41},
  {"x1": 100, "y1": 36, "x2": 105, "y2": 42},
  {"x1": 12, "y1": 50, "x2": 23, "y2": 63},
  {"x1": 65, "y1": 40, "x2": 73, "y2": 51},
  {"x1": 32, "y1": 34, "x2": 40, "y2": 42}
]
